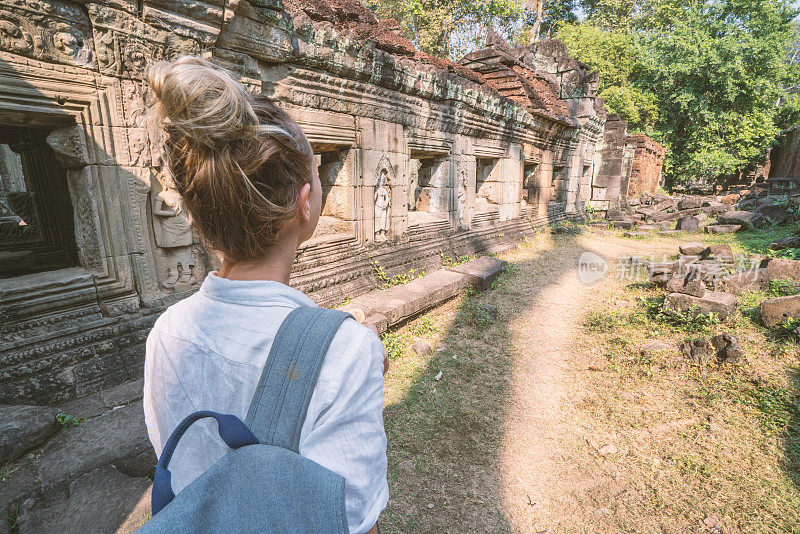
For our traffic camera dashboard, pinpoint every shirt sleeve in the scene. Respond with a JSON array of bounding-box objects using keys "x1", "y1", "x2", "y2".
[{"x1": 298, "y1": 319, "x2": 389, "y2": 534}]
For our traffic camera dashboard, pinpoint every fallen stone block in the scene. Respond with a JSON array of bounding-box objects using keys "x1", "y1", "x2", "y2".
[
  {"x1": 757, "y1": 204, "x2": 791, "y2": 225},
  {"x1": 648, "y1": 262, "x2": 675, "y2": 284},
  {"x1": 705, "y1": 224, "x2": 741, "y2": 234},
  {"x1": 363, "y1": 313, "x2": 388, "y2": 334},
  {"x1": 722, "y1": 269, "x2": 770, "y2": 294},
  {"x1": 614, "y1": 219, "x2": 635, "y2": 229},
  {"x1": 663, "y1": 291, "x2": 737, "y2": 319},
  {"x1": 341, "y1": 269, "x2": 468, "y2": 327},
  {"x1": 676, "y1": 215, "x2": 700, "y2": 231},
  {"x1": 679, "y1": 241, "x2": 706, "y2": 255},
  {"x1": 653, "y1": 198, "x2": 678, "y2": 212},
  {"x1": 701, "y1": 244, "x2": 734, "y2": 263},
  {"x1": 760, "y1": 295, "x2": 800, "y2": 327},
  {"x1": 32, "y1": 401, "x2": 155, "y2": 486},
  {"x1": 628, "y1": 198, "x2": 641, "y2": 207},
  {"x1": 761, "y1": 257, "x2": 800, "y2": 281},
  {"x1": 18, "y1": 465, "x2": 151, "y2": 534},
  {"x1": 718, "y1": 210, "x2": 767, "y2": 229},
  {"x1": 702, "y1": 201, "x2": 729, "y2": 214},
  {"x1": 606, "y1": 209, "x2": 627, "y2": 221},
  {"x1": 679, "y1": 197, "x2": 703, "y2": 209},
  {"x1": 681, "y1": 339, "x2": 715, "y2": 365},
  {"x1": 720, "y1": 193, "x2": 739, "y2": 205},
  {"x1": 448, "y1": 256, "x2": 507, "y2": 291},
  {"x1": 711, "y1": 333, "x2": 743, "y2": 363},
  {"x1": 637, "y1": 224, "x2": 656, "y2": 231},
  {"x1": 666, "y1": 272, "x2": 706, "y2": 298},
  {"x1": 769, "y1": 236, "x2": 800, "y2": 250},
  {"x1": 0, "y1": 405, "x2": 60, "y2": 465}
]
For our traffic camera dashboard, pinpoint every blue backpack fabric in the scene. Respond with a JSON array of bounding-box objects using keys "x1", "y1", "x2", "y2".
[{"x1": 137, "y1": 306, "x2": 354, "y2": 533}]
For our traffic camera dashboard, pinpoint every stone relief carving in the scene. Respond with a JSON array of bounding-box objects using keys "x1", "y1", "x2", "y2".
[
  {"x1": 374, "y1": 169, "x2": 390, "y2": 242},
  {"x1": 457, "y1": 169, "x2": 468, "y2": 226},
  {"x1": 152, "y1": 172, "x2": 193, "y2": 249},
  {"x1": 0, "y1": 1, "x2": 94, "y2": 68},
  {"x1": 87, "y1": 3, "x2": 199, "y2": 78}
]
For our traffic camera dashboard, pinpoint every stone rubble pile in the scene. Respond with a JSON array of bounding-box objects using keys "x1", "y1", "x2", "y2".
[
  {"x1": 602, "y1": 186, "x2": 799, "y2": 235},
  {"x1": 642, "y1": 240, "x2": 800, "y2": 337}
]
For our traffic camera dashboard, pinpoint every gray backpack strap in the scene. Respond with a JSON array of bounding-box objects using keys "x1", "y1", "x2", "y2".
[{"x1": 245, "y1": 306, "x2": 353, "y2": 452}]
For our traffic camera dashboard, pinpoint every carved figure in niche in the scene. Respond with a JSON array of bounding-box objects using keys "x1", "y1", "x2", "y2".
[
  {"x1": 162, "y1": 261, "x2": 197, "y2": 291},
  {"x1": 457, "y1": 170, "x2": 468, "y2": 225},
  {"x1": 152, "y1": 171, "x2": 193, "y2": 249},
  {"x1": 374, "y1": 170, "x2": 390, "y2": 242}
]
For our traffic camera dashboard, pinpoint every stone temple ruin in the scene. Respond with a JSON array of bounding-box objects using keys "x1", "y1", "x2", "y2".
[{"x1": 0, "y1": 0, "x2": 665, "y2": 409}]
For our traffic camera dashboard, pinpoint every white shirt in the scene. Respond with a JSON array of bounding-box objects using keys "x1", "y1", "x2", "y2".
[{"x1": 143, "y1": 273, "x2": 388, "y2": 533}]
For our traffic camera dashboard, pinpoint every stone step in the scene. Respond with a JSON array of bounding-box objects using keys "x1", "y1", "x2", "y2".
[
  {"x1": 17, "y1": 465, "x2": 150, "y2": 534},
  {"x1": 31, "y1": 401, "x2": 155, "y2": 487},
  {"x1": 341, "y1": 256, "x2": 507, "y2": 330}
]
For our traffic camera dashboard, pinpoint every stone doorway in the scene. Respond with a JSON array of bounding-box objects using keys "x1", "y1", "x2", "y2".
[{"x1": 0, "y1": 126, "x2": 78, "y2": 278}]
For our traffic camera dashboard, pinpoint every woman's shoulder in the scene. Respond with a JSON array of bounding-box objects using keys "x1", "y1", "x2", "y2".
[{"x1": 320, "y1": 316, "x2": 383, "y2": 380}]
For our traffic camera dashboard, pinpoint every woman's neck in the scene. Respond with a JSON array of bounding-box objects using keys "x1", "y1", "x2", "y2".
[{"x1": 217, "y1": 236, "x2": 297, "y2": 285}]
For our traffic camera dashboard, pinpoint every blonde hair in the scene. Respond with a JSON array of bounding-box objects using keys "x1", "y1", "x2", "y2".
[{"x1": 146, "y1": 55, "x2": 313, "y2": 262}]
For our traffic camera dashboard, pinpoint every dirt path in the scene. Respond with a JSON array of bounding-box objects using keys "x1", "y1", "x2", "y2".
[
  {"x1": 496, "y1": 233, "x2": 677, "y2": 532},
  {"x1": 383, "y1": 229, "x2": 800, "y2": 532}
]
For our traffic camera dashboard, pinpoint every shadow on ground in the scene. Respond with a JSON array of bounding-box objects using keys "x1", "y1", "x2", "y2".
[{"x1": 379, "y1": 234, "x2": 585, "y2": 533}]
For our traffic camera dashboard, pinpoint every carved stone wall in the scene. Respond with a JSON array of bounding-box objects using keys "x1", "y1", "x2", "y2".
[
  {"x1": 627, "y1": 134, "x2": 666, "y2": 199},
  {"x1": 0, "y1": 0, "x2": 613, "y2": 405}
]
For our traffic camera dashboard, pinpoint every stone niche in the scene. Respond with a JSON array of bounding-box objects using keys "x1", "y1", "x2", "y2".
[{"x1": 0, "y1": 0, "x2": 614, "y2": 405}]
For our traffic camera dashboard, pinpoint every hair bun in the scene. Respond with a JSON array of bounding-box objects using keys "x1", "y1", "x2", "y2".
[{"x1": 146, "y1": 56, "x2": 257, "y2": 149}]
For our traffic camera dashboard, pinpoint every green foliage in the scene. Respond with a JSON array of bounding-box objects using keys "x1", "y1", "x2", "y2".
[
  {"x1": 775, "y1": 316, "x2": 800, "y2": 341},
  {"x1": 381, "y1": 331, "x2": 409, "y2": 360},
  {"x1": 556, "y1": 0, "x2": 800, "y2": 185},
  {"x1": 440, "y1": 251, "x2": 475, "y2": 268},
  {"x1": 409, "y1": 315, "x2": 439, "y2": 336},
  {"x1": 365, "y1": 0, "x2": 527, "y2": 58},
  {"x1": 770, "y1": 277, "x2": 800, "y2": 297},
  {"x1": 372, "y1": 261, "x2": 425, "y2": 290},
  {"x1": 655, "y1": 306, "x2": 722, "y2": 333},
  {"x1": 56, "y1": 413, "x2": 85, "y2": 431}
]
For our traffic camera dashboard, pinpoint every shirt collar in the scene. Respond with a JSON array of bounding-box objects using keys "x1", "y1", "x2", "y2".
[{"x1": 199, "y1": 272, "x2": 317, "y2": 308}]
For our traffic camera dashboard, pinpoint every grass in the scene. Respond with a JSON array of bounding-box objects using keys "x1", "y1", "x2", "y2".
[
  {"x1": 378, "y1": 226, "x2": 800, "y2": 532},
  {"x1": 371, "y1": 261, "x2": 425, "y2": 290},
  {"x1": 576, "y1": 227, "x2": 800, "y2": 532}
]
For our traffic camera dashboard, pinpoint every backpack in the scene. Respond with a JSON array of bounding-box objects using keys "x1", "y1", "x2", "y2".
[{"x1": 137, "y1": 306, "x2": 353, "y2": 533}]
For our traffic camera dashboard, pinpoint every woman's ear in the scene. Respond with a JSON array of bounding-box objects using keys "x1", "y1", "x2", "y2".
[{"x1": 297, "y1": 183, "x2": 312, "y2": 222}]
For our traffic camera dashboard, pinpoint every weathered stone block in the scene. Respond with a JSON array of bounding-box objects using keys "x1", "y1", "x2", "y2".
[
  {"x1": 676, "y1": 215, "x2": 700, "y2": 231},
  {"x1": 723, "y1": 269, "x2": 770, "y2": 294},
  {"x1": 701, "y1": 244, "x2": 734, "y2": 263},
  {"x1": 33, "y1": 402, "x2": 153, "y2": 486},
  {"x1": 760, "y1": 295, "x2": 800, "y2": 326},
  {"x1": 449, "y1": 256, "x2": 507, "y2": 290},
  {"x1": 17, "y1": 466, "x2": 151, "y2": 534},
  {"x1": 718, "y1": 210, "x2": 766, "y2": 229},
  {"x1": 0, "y1": 405, "x2": 60, "y2": 464},
  {"x1": 663, "y1": 291, "x2": 737, "y2": 319},
  {"x1": 679, "y1": 242, "x2": 706, "y2": 255},
  {"x1": 761, "y1": 258, "x2": 800, "y2": 281},
  {"x1": 666, "y1": 272, "x2": 705, "y2": 298},
  {"x1": 705, "y1": 224, "x2": 741, "y2": 234}
]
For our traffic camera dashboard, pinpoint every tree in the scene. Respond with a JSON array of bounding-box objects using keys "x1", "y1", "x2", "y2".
[
  {"x1": 365, "y1": 0, "x2": 528, "y2": 58},
  {"x1": 558, "y1": 0, "x2": 800, "y2": 184}
]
